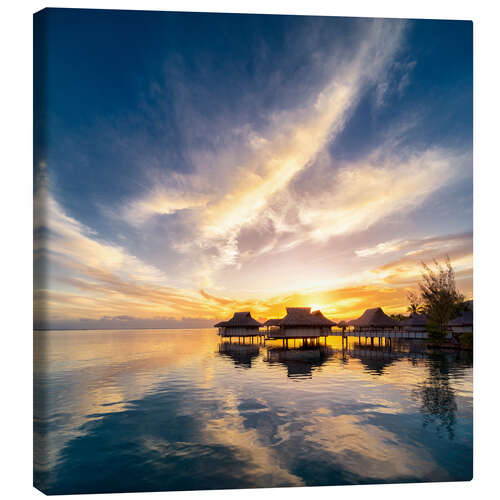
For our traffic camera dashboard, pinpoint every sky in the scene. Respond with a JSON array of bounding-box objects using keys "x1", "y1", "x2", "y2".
[{"x1": 34, "y1": 9, "x2": 473, "y2": 329}]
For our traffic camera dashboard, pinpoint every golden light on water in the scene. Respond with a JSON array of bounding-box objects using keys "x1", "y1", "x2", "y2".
[{"x1": 35, "y1": 328, "x2": 473, "y2": 490}]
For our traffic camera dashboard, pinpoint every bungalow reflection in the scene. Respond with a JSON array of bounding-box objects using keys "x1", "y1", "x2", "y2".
[
  {"x1": 264, "y1": 344, "x2": 335, "y2": 379},
  {"x1": 215, "y1": 333, "x2": 468, "y2": 383},
  {"x1": 218, "y1": 341, "x2": 261, "y2": 369},
  {"x1": 339, "y1": 338, "x2": 431, "y2": 376},
  {"x1": 351, "y1": 348, "x2": 396, "y2": 376}
]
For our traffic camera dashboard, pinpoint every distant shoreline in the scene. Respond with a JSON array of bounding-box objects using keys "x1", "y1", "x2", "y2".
[{"x1": 33, "y1": 327, "x2": 218, "y2": 332}]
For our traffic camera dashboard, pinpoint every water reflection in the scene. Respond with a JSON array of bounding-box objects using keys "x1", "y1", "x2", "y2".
[
  {"x1": 218, "y1": 342, "x2": 261, "y2": 368},
  {"x1": 413, "y1": 352, "x2": 471, "y2": 440},
  {"x1": 34, "y1": 330, "x2": 473, "y2": 494},
  {"x1": 345, "y1": 343, "x2": 395, "y2": 376},
  {"x1": 357, "y1": 354, "x2": 395, "y2": 376},
  {"x1": 265, "y1": 345, "x2": 334, "y2": 378}
]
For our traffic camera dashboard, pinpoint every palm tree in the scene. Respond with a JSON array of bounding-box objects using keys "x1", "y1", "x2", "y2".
[
  {"x1": 390, "y1": 313, "x2": 406, "y2": 321},
  {"x1": 407, "y1": 303, "x2": 425, "y2": 315},
  {"x1": 407, "y1": 291, "x2": 425, "y2": 315}
]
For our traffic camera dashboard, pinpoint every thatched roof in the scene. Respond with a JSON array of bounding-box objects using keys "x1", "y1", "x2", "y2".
[
  {"x1": 348, "y1": 308, "x2": 398, "y2": 328},
  {"x1": 312, "y1": 310, "x2": 337, "y2": 325},
  {"x1": 213, "y1": 311, "x2": 262, "y2": 328},
  {"x1": 263, "y1": 318, "x2": 281, "y2": 327},
  {"x1": 336, "y1": 320, "x2": 349, "y2": 327},
  {"x1": 279, "y1": 307, "x2": 336, "y2": 327},
  {"x1": 449, "y1": 310, "x2": 473, "y2": 327},
  {"x1": 401, "y1": 313, "x2": 428, "y2": 327}
]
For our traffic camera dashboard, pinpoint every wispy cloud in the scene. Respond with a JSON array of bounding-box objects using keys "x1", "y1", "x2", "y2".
[
  {"x1": 34, "y1": 172, "x2": 230, "y2": 326},
  {"x1": 281, "y1": 148, "x2": 462, "y2": 244},
  {"x1": 117, "y1": 20, "x2": 410, "y2": 280},
  {"x1": 356, "y1": 232, "x2": 472, "y2": 258},
  {"x1": 114, "y1": 19, "x2": 470, "y2": 293},
  {"x1": 356, "y1": 239, "x2": 407, "y2": 257}
]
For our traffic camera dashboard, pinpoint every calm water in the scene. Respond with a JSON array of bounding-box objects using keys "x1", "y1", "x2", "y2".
[{"x1": 34, "y1": 330, "x2": 473, "y2": 494}]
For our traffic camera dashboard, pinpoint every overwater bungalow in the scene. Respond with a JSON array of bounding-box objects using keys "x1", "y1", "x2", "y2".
[
  {"x1": 265, "y1": 307, "x2": 336, "y2": 339},
  {"x1": 401, "y1": 313, "x2": 428, "y2": 332},
  {"x1": 214, "y1": 312, "x2": 262, "y2": 339},
  {"x1": 348, "y1": 307, "x2": 400, "y2": 333},
  {"x1": 335, "y1": 320, "x2": 353, "y2": 334},
  {"x1": 262, "y1": 318, "x2": 281, "y2": 333}
]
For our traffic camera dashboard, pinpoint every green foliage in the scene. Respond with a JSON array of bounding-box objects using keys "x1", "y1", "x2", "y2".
[
  {"x1": 459, "y1": 332, "x2": 473, "y2": 350},
  {"x1": 426, "y1": 323, "x2": 447, "y2": 343},
  {"x1": 390, "y1": 313, "x2": 406, "y2": 321},
  {"x1": 460, "y1": 300, "x2": 473, "y2": 312},
  {"x1": 407, "y1": 291, "x2": 425, "y2": 315},
  {"x1": 418, "y1": 256, "x2": 465, "y2": 342}
]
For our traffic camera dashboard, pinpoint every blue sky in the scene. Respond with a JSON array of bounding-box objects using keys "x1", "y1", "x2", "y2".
[{"x1": 34, "y1": 9, "x2": 472, "y2": 329}]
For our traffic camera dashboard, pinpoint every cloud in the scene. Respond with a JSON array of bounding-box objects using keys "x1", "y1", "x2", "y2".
[
  {"x1": 281, "y1": 147, "x2": 462, "y2": 244},
  {"x1": 189, "y1": 232, "x2": 472, "y2": 321},
  {"x1": 199, "y1": 289, "x2": 233, "y2": 306},
  {"x1": 356, "y1": 239, "x2": 406, "y2": 257},
  {"x1": 116, "y1": 20, "x2": 409, "y2": 278},
  {"x1": 356, "y1": 232, "x2": 472, "y2": 258},
  {"x1": 114, "y1": 18, "x2": 470, "y2": 294},
  {"x1": 34, "y1": 172, "x2": 230, "y2": 326},
  {"x1": 397, "y1": 60, "x2": 417, "y2": 95},
  {"x1": 374, "y1": 59, "x2": 417, "y2": 107},
  {"x1": 124, "y1": 190, "x2": 210, "y2": 225}
]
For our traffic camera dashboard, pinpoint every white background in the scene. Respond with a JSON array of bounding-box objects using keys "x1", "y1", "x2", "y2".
[{"x1": 1, "y1": 1, "x2": 499, "y2": 499}]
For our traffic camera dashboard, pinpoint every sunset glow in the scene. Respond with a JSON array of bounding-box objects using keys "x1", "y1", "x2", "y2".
[{"x1": 34, "y1": 12, "x2": 472, "y2": 329}]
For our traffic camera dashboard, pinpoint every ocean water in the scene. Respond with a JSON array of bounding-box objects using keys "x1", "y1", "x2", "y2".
[{"x1": 34, "y1": 330, "x2": 473, "y2": 494}]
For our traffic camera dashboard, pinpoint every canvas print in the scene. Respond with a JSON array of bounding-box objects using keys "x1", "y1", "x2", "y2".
[{"x1": 33, "y1": 8, "x2": 473, "y2": 495}]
